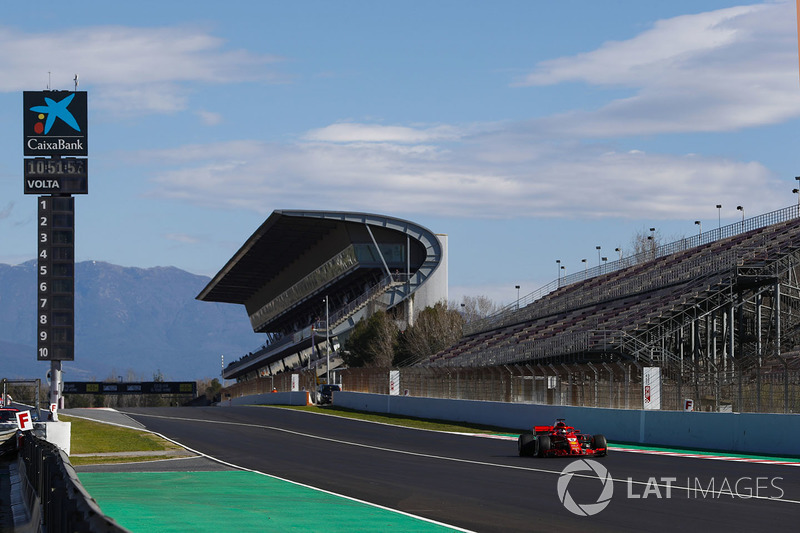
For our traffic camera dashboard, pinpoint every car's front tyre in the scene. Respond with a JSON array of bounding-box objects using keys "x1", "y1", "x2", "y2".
[{"x1": 537, "y1": 435, "x2": 552, "y2": 457}]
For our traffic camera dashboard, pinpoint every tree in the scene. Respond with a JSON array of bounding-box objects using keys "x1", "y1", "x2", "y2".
[
  {"x1": 630, "y1": 227, "x2": 662, "y2": 259},
  {"x1": 202, "y1": 378, "x2": 222, "y2": 401},
  {"x1": 456, "y1": 295, "x2": 500, "y2": 324},
  {"x1": 342, "y1": 310, "x2": 398, "y2": 367},
  {"x1": 395, "y1": 302, "x2": 464, "y2": 365},
  {"x1": 628, "y1": 227, "x2": 687, "y2": 263}
]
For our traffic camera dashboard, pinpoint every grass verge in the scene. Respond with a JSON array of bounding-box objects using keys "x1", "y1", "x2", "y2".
[
  {"x1": 61, "y1": 415, "x2": 189, "y2": 465},
  {"x1": 275, "y1": 405, "x2": 521, "y2": 435},
  {"x1": 68, "y1": 455, "x2": 190, "y2": 466}
]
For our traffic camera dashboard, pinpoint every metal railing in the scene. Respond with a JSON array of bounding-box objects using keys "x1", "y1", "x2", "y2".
[
  {"x1": 467, "y1": 204, "x2": 800, "y2": 336},
  {"x1": 250, "y1": 245, "x2": 360, "y2": 330},
  {"x1": 338, "y1": 364, "x2": 800, "y2": 413},
  {"x1": 318, "y1": 274, "x2": 396, "y2": 331},
  {"x1": 224, "y1": 274, "x2": 398, "y2": 377},
  {"x1": 222, "y1": 360, "x2": 800, "y2": 413}
]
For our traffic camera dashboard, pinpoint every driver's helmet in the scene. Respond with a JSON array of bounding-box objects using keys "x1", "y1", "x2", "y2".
[{"x1": 557, "y1": 428, "x2": 567, "y2": 436}]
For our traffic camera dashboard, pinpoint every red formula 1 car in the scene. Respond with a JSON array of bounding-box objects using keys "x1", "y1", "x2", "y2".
[{"x1": 518, "y1": 419, "x2": 607, "y2": 458}]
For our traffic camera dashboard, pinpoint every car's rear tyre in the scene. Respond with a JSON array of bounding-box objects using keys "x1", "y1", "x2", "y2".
[
  {"x1": 537, "y1": 435, "x2": 551, "y2": 457},
  {"x1": 518, "y1": 433, "x2": 535, "y2": 457},
  {"x1": 592, "y1": 434, "x2": 608, "y2": 457}
]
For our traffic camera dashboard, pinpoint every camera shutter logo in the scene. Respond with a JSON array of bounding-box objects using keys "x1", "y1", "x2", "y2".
[{"x1": 557, "y1": 459, "x2": 614, "y2": 516}]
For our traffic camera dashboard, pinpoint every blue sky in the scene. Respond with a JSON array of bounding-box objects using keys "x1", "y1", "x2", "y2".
[{"x1": 1, "y1": 1, "x2": 799, "y2": 307}]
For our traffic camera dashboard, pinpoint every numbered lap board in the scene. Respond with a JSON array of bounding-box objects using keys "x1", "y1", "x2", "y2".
[
  {"x1": 37, "y1": 196, "x2": 75, "y2": 361},
  {"x1": 24, "y1": 90, "x2": 88, "y2": 363}
]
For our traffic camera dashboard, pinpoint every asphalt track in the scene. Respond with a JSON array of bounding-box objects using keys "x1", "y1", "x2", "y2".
[{"x1": 76, "y1": 406, "x2": 800, "y2": 533}]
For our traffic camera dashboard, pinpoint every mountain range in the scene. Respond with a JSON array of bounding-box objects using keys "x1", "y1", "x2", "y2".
[{"x1": 0, "y1": 261, "x2": 263, "y2": 382}]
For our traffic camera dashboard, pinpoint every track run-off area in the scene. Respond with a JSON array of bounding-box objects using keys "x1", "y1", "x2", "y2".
[{"x1": 75, "y1": 406, "x2": 800, "y2": 532}]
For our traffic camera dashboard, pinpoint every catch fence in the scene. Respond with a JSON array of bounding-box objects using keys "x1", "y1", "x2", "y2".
[
  {"x1": 223, "y1": 363, "x2": 800, "y2": 413},
  {"x1": 222, "y1": 363, "x2": 800, "y2": 414}
]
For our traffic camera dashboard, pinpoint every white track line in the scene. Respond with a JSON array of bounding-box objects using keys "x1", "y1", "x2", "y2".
[
  {"x1": 87, "y1": 410, "x2": 477, "y2": 532},
  {"x1": 121, "y1": 411, "x2": 800, "y2": 505}
]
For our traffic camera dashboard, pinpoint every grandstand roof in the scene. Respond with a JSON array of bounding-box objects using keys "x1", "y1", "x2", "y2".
[
  {"x1": 197, "y1": 210, "x2": 442, "y2": 306},
  {"x1": 197, "y1": 211, "x2": 339, "y2": 304}
]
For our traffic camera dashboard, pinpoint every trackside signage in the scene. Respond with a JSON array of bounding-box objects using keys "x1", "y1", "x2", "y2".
[
  {"x1": 642, "y1": 367, "x2": 661, "y2": 410},
  {"x1": 62, "y1": 381, "x2": 197, "y2": 395},
  {"x1": 16, "y1": 410, "x2": 33, "y2": 432},
  {"x1": 23, "y1": 91, "x2": 88, "y2": 156}
]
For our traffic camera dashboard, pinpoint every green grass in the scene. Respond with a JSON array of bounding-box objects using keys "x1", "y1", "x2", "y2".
[
  {"x1": 61, "y1": 415, "x2": 176, "y2": 454},
  {"x1": 275, "y1": 405, "x2": 521, "y2": 434},
  {"x1": 61, "y1": 415, "x2": 184, "y2": 464},
  {"x1": 69, "y1": 455, "x2": 187, "y2": 466}
]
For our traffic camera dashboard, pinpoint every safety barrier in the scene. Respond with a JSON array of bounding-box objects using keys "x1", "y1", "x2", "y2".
[
  {"x1": 333, "y1": 391, "x2": 800, "y2": 457},
  {"x1": 221, "y1": 390, "x2": 310, "y2": 407},
  {"x1": 16, "y1": 432, "x2": 129, "y2": 532}
]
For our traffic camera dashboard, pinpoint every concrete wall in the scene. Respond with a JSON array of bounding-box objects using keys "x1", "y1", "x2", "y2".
[
  {"x1": 221, "y1": 391, "x2": 310, "y2": 407},
  {"x1": 334, "y1": 392, "x2": 800, "y2": 457},
  {"x1": 411, "y1": 234, "x2": 448, "y2": 314},
  {"x1": 34, "y1": 421, "x2": 71, "y2": 455}
]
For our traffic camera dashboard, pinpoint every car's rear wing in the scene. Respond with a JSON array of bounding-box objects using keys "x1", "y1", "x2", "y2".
[{"x1": 534, "y1": 426, "x2": 552, "y2": 434}]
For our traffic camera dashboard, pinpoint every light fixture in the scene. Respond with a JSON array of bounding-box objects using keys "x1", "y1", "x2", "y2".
[{"x1": 556, "y1": 260, "x2": 562, "y2": 286}]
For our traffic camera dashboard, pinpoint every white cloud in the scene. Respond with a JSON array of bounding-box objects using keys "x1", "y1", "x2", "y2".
[
  {"x1": 126, "y1": 3, "x2": 794, "y2": 221},
  {"x1": 0, "y1": 25, "x2": 284, "y2": 114},
  {"x1": 304, "y1": 123, "x2": 465, "y2": 143},
  {"x1": 140, "y1": 126, "x2": 783, "y2": 221},
  {"x1": 164, "y1": 233, "x2": 202, "y2": 244},
  {"x1": 516, "y1": 1, "x2": 800, "y2": 136},
  {"x1": 17, "y1": 4, "x2": 787, "y2": 225},
  {"x1": 518, "y1": 6, "x2": 755, "y2": 87},
  {"x1": 196, "y1": 110, "x2": 224, "y2": 126},
  {"x1": 92, "y1": 84, "x2": 190, "y2": 115}
]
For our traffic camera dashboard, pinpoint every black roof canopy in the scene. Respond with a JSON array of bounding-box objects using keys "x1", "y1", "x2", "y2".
[{"x1": 197, "y1": 211, "x2": 339, "y2": 304}]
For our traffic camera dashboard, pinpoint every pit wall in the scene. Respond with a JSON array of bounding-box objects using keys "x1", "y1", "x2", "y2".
[{"x1": 333, "y1": 391, "x2": 800, "y2": 457}]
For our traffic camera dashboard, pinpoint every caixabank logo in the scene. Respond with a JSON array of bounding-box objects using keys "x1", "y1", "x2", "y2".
[{"x1": 23, "y1": 91, "x2": 88, "y2": 156}]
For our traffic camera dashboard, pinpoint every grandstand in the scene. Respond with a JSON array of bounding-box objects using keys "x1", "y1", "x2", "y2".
[
  {"x1": 197, "y1": 210, "x2": 447, "y2": 382},
  {"x1": 422, "y1": 204, "x2": 800, "y2": 413}
]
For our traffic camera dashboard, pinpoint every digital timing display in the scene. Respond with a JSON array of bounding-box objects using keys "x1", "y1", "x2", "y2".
[{"x1": 25, "y1": 157, "x2": 87, "y2": 178}]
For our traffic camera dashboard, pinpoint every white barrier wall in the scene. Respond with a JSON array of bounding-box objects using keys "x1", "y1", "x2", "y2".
[
  {"x1": 222, "y1": 391, "x2": 309, "y2": 407},
  {"x1": 334, "y1": 391, "x2": 800, "y2": 457},
  {"x1": 34, "y1": 421, "x2": 71, "y2": 455}
]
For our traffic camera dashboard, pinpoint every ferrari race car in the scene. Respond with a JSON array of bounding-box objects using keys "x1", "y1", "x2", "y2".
[{"x1": 518, "y1": 418, "x2": 607, "y2": 458}]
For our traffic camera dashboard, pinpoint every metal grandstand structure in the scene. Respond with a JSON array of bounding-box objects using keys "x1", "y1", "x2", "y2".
[
  {"x1": 422, "y1": 204, "x2": 800, "y2": 413},
  {"x1": 198, "y1": 210, "x2": 447, "y2": 382}
]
